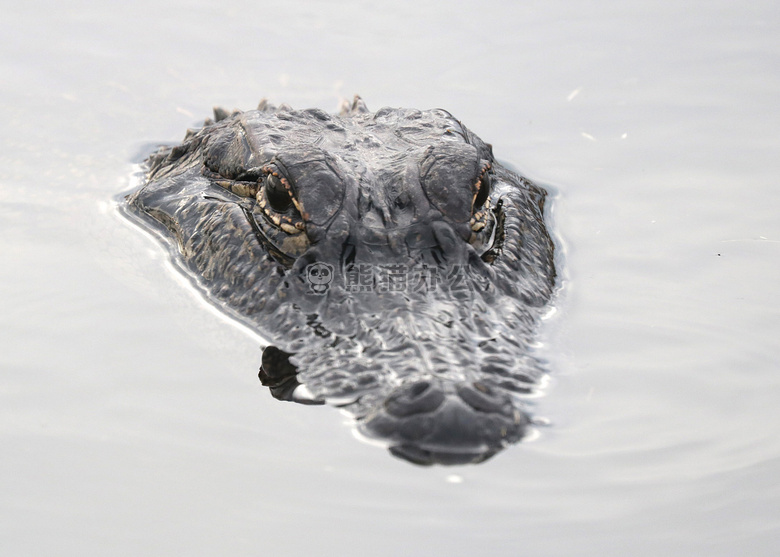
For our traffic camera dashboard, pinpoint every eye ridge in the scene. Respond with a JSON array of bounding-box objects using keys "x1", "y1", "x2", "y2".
[
  {"x1": 202, "y1": 155, "x2": 265, "y2": 182},
  {"x1": 201, "y1": 166, "x2": 259, "y2": 198}
]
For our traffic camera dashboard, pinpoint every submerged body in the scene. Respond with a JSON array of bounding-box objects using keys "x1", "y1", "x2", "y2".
[{"x1": 126, "y1": 97, "x2": 556, "y2": 464}]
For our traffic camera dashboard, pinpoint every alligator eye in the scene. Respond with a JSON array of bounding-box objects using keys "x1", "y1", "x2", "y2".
[
  {"x1": 473, "y1": 167, "x2": 491, "y2": 209},
  {"x1": 468, "y1": 164, "x2": 500, "y2": 257},
  {"x1": 256, "y1": 166, "x2": 305, "y2": 236},
  {"x1": 265, "y1": 173, "x2": 293, "y2": 212}
]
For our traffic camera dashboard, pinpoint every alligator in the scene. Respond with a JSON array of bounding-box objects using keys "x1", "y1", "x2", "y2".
[{"x1": 124, "y1": 96, "x2": 557, "y2": 465}]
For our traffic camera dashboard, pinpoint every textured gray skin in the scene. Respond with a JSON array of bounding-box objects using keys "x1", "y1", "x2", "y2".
[{"x1": 125, "y1": 97, "x2": 556, "y2": 465}]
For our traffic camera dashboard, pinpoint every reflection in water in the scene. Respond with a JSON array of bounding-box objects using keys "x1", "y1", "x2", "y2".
[{"x1": 124, "y1": 99, "x2": 558, "y2": 466}]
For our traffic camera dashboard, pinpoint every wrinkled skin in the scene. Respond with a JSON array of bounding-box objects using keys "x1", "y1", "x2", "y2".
[{"x1": 125, "y1": 97, "x2": 556, "y2": 465}]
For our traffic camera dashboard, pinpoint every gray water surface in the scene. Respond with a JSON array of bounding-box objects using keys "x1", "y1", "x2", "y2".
[{"x1": 2, "y1": 1, "x2": 779, "y2": 555}]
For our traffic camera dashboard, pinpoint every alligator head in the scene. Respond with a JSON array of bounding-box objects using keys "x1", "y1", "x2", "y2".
[{"x1": 126, "y1": 96, "x2": 556, "y2": 465}]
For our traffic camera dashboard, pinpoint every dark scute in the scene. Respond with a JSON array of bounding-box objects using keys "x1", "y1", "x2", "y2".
[
  {"x1": 213, "y1": 106, "x2": 230, "y2": 122},
  {"x1": 303, "y1": 108, "x2": 331, "y2": 121}
]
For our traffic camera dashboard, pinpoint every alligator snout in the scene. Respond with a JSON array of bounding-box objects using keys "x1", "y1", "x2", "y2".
[{"x1": 358, "y1": 377, "x2": 529, "y2": 465}]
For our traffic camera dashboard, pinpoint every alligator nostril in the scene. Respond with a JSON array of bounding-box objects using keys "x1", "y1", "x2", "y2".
[
  {"x1": 384, "y1": 381, "x2": 445, "y2": 417},
  {"x1": 457, "y1": 382, "x2": 510, "y2": 414},
  {"x1": 409, "y1": 381, "x2": 431, "y2": 397}
]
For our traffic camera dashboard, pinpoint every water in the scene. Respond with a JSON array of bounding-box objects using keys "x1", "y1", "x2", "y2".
[{"x1": 2, "y1": 1, "x2": 779, "y2": 555}]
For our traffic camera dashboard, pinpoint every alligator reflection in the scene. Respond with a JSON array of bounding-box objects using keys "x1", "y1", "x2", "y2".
[{"x1": 125, "y1": 98, "x2": 557, "y2": 466}]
